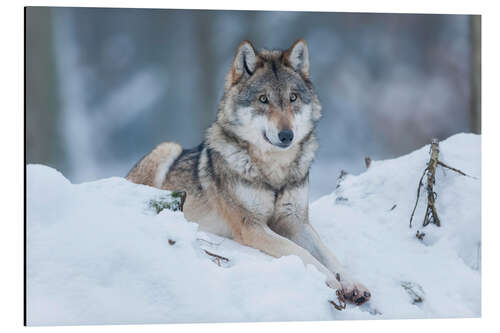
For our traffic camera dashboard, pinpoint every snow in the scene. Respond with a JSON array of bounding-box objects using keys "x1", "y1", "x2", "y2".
[{"x1": 26, "y1": 133, "x2": 481, "y2": 325}]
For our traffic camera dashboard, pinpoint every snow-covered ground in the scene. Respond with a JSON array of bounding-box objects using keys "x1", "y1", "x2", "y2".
[{"x1": 26, "y1": 133, "x2": 481, "y2": 326}]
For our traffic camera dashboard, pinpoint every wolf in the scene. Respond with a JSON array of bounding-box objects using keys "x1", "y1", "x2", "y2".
[{"x1": 127, "y1": 39, "x2": 371, "y2": 305}]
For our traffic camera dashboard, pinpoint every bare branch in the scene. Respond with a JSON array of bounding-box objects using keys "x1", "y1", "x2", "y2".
[
  {"x1": 409, "y1": 167, "x2": 428, "y2": 228},
  {"x1": 329, "y1": 290, "x2": 347, "y2": 311},
  {"x1": 422, "y1": 139, "x2": 440, "y2": 227},
  {"x1": 437, "y1": 161, "x2": 477, "y2": 179}
]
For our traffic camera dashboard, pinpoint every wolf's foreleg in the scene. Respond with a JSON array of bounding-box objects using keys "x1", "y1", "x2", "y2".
[
  {"x1": 237, "y1": 223, "x2": 342, "y2": 290},
  {"x1": 287, "y1": 223, "x2": 371, "y2": 305},
  {"x1": 272, "y1": 185, "x2": 371, "y2": 305}
]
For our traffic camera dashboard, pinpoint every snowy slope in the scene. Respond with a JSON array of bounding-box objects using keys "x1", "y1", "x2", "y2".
[{"x1": 26, "y1": 133, "x2": 481, "y2": 325}]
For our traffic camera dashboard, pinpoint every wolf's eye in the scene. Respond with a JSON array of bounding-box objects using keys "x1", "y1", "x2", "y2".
[
  {"x1": 259, "y1": 95, "x2": 268, "y2": 104},
  {"x1": 290, "y1": 93, "x2": 297, "y2": 102}
]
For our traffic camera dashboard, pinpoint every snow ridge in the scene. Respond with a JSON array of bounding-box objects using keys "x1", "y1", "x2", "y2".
[{"x1": 26, "y1": 133, "x2": 481, "y2": 325}]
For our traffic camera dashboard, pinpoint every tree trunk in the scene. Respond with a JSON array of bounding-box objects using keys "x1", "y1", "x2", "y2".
[
  {"x1": 25, "y1": 7, "x2": 62, "y2": 166},
  {"x1": 469, "y1": 15, "x2": 481, "y2": 134}
]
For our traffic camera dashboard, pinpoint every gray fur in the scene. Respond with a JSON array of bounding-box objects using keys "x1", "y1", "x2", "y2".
[{"x1": 126, "y1": 39, "x2": 371, "y2": 305}]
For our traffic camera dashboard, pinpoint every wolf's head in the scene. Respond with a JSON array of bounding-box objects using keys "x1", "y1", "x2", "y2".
[{"x1": 217, "y1": 39, "x2": 322, "y2": 151}]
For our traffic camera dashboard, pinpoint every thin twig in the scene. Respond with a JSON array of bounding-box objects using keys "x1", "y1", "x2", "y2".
[
  {"x1": 409, "y1": 167, "x2": 428, "y2": 228},
  {"x1": 329, "y1": 290, "x2": 347, "y2": 311},
  {"x1": 203, "y1": 249, "x2": 229, "y2": 266},
  {"x1": 437, "y1": 161, "x2": 476, "y2": 179},
  {"x1": 197, "y1": 238, "x2": 223, "y2": 247}
]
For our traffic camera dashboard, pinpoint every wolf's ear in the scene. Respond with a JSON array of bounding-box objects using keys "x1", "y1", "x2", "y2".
[
  {"x1": 284, "y1": 38, "x2": 310, "y2": 77},
  {"x1": 229, "y1": 40, "x2": 258, "y2": 85}
]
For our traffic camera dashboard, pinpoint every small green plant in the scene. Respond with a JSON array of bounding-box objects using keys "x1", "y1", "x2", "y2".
[{"x1": 148, "y1": 191, "x2": 185, "y2": 214}]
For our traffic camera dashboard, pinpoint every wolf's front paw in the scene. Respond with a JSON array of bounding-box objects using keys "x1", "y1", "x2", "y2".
[
  {"x1": 339, "y1": 279, "x2": 371, "y2": 305},
  {"x1": 325, "y1": 275, "x2": 342, "y2": 290}
]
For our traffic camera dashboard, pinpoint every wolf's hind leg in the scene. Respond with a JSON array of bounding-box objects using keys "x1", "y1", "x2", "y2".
[{"x1": 126, "y1": 142, "x2": 182, "y2": 188}]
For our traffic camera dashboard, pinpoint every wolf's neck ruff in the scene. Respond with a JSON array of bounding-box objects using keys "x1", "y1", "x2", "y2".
[{"x1": 205, "y1": 121, "x2": 317, "y2": 191}]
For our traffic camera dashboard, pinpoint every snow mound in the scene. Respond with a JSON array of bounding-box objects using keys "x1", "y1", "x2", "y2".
[{"x1": 26, "y1": 133, "x2": 481, "y2": 325}]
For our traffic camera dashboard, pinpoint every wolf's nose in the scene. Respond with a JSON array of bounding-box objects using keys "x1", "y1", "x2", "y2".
[{"x1": 278, "y1": 130, "x2": 294, "y2": 144}]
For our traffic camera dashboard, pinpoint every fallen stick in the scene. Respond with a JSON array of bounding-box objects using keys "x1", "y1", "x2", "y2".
[{"x1": 203, "y1": 249, "x2": 230, "y2": 266}]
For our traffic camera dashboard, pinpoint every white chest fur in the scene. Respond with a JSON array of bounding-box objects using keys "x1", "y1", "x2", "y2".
[
  {"x1": 249, "y1": 145, "x2": 301, "y2": 187},
  {"x1": 233, "y1": 182, "x2": 275, "y2": 219}
]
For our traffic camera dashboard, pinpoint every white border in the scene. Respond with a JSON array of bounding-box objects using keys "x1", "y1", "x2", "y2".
[{"x1": 2, "y1": 0, "x2": 499, "y2": 332}]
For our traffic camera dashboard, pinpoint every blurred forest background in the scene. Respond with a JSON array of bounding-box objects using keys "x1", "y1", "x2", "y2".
[{"x1": 26, "y1": 7, "x2": 481, "y2": 200}]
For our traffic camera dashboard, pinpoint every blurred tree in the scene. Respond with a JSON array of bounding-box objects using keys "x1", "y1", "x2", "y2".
[
  {"x1": 469, "y1": 15, "x2": 481, "y2": 134},
  {"x1": 195, "y1": 10, "x2": 218, "y2": 132},
  {"x1": 26, "y1": 7, "x2": 62, "y2": 167}
]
